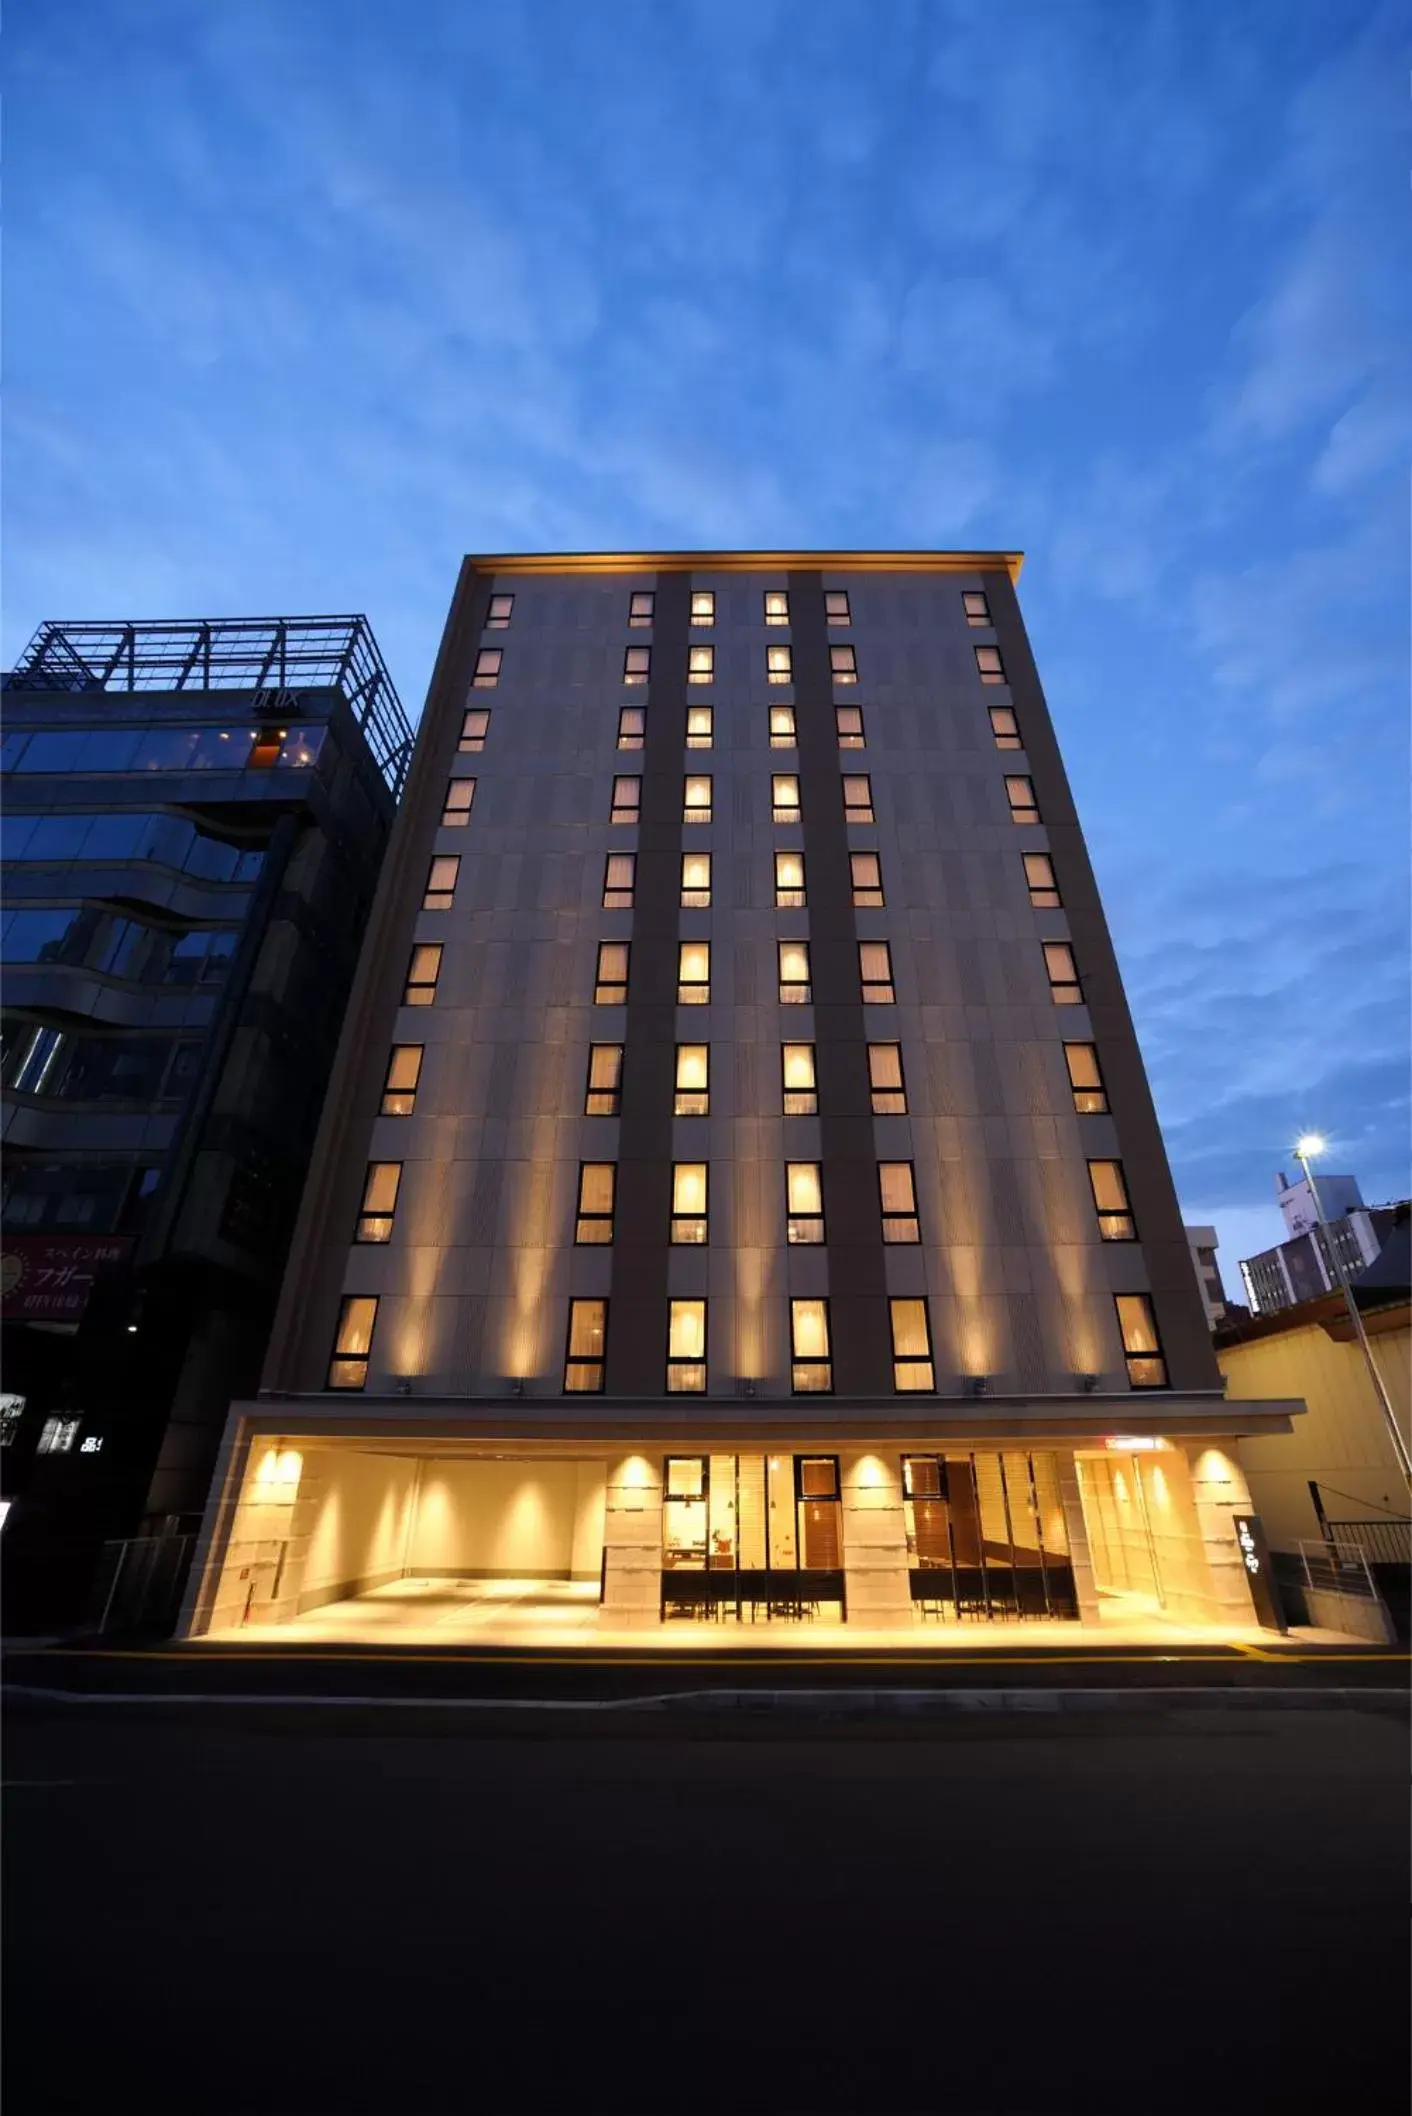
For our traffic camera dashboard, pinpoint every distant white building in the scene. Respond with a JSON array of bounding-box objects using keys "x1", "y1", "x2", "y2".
[
  {"x1": 1184, "y1": 1226, "x2": 1227, "y2": 1329},
  {"x1": 1240, "y1": 1171, "x2": 1399, "y2": 1317},
  {"x1": 1275, "y1": 1168, "x2": 1364, "y2": 1241}
]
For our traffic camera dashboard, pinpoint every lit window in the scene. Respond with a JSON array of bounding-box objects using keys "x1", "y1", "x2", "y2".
[
  {"x1": 617, "y1": 707, "x2": 645, "y2": 750},
  {"x1": 668, "y1": 1299, "x2": 706, "y2": 1393},
  {"x1": 37, "y1": 1416, "x2": 80, "y2": 1454},
  {"x1": 404, "y1": 944, "x2": 442, "y2": 1006},
  {"x1": 1044, "y1": 942, "x2": 1081, "y2": 1006},
  {"x1": 772, "y1": 774, "x2": 800, "y2": 823},
  {"x1": 764, "y1": 591, "x2": 790, "y2": 626},
  {"x1": 629, "y1": 592, "x2": 655, "y2": 628},
  {"x1": 686, "y1": 704, "x2": 713, "y2": 747},
  {"x1": 596, "y1": 941, "x2": 629, "y2": 1005},
  {"x1": 782, "y1": 1042, "x2": 817, "y2": 1115},
  {"x1": 328, "y1": 1296, "x2": 377, "y2": 1390},
  {"x1": 585, "y1": 1043, "x2": 623, "y2": 1116},
  {"x1": 868, "y1": 1042, "x2": 906, "y2": 1113},
  {"x1": 1089, "y1": 1161, "x2": 1136, "y2": 1241},
  {"x1": 681, "y1": 852, "x2": 711, "y2": 907},
  {"x1": 779, "y1": 939, "x2": 811, "y2": 1004},
  {"x1": 786, "y1": 1162, "x2": 824, "y2": 1244},
  {"x1": 1005, "y1": 775, "x2": 1039, "y2": 825},
  {"x1": 472, "y1": 649, "x2": 502, "y2": 689},
  {"x1": 674, "y1": 1043, "x2": 709, "y2": 1115},
  {"x1": 890, "y1": 1298, "x2": 935, "y2": 1391},
  {"x1": 683, "y1": 774, "x2": 712, "y2": 824},
  {"x1": 576, "y1": 1162, "x2": 616, "y2": 1244},
  {"x1": 825, "y1": 590, "x2": 851, "y2": 625},
  {"x1": 678, "y1": 939, "x2": 710, "y2": 1004},
  {"x1": 850, "y1": 851, "x2": 883, "y2": 906},
  {"x1": 565, "y1": 1299, "x2": 607, "y2": 1392},
  {"x1": 842, "y1": 774, "x2": 874, "y2": 824},
  {"x1": 671, "y1": 1163, "x2": 708, "y2": 1244},
  {"x1": 1064, "y1": 1042, "x2": 1108, "y2": 1114},
  {"x1": 963, "y1": 590, "x2": 991, "y2": 627},
  {"x1": 690, "y1": 590, "x2": 715, "y2": 627},
  {"x1": 769, "y1": 705, "x2": 797, "y2": 748},
  {"x1": 835, "y1": 705, "x2": 865, "y2": 748},
  {"x1": 830, "y1": 644, "x2": 858, "y2": 684},
  {"x1": 623, "y1": 646, "x2": 651, "y2": 684},
  {"x1": 1024, "y1": 852, "x2": 1061, "y2": 908},
  {"x1": 775, "y1": 850, "x2": 806, "y2": 907},
  {"x1": 879, "y1": 1163, "x2": 920, "y2": 1243},
  {"x1": 356, "y1": 1162, "x2": 402, "y2": 1243},
  {"x1": 1115, "y1": 1294, "x2": 1167, "y2": 1388},
  {"x1": 486, "y1": 593, "x2": 515, "y2": 628},
  {"x1": 611, "y1": 775, "x2": 641, "y2": 824},
  {"x1": 381, "y1": 1044, "x2": 423, "y2": 1116},
  {"x1": 424, "y1": 855, "x2": 460, "y2": 910},
  {"x1": 688, "y1": 647, "x2": 714, "y2": 687},
  {"x1": 975, "y1": 644, "x2": 1005, "y2": 685},
  {"x1": 603, "y1": 853, "x2": 636, "y2": 908},
  {"x1": 766, "y1": 645, "x2": 793, "y2": 685},
  {"x1": 989, "y1": 705, "x2": 1021, "y2": 750},
  {"x1": 442, "y1": 778, "x2": 475, "y2": 827},
  {"x1": 791, "y1": 1298, "x2": 832, "y2": 1393},
  {"x1": 460, "y1": 708, "x2": 491, "y2": 752},
  {"x1": 860, "y1": 941, "x2": 894, "y2": 1003}
]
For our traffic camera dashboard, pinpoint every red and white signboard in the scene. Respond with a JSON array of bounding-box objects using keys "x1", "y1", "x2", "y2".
[{"x1": 1, "y1": 1236, "x2": 132, "y2": 1322}]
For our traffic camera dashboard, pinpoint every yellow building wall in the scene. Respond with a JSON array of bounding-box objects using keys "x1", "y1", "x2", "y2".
[
  {"x1": 1221, "y1": 1319, "x2": 1410, "y2": 1551},
  {"x1": 302, "y1": 1449, "x2": 421, "y2": 1605}
]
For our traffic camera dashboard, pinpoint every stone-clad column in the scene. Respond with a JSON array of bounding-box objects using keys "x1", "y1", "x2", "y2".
[
  {"x1": 840, "y1": 1451, "x2": 914, "y2": 1627},
  {"x1": 1180, "y1": 1440, "x2": 1262, "y2": 1626},
  {"x1": 600, "y1": 1452, "x2": 664, "y2": 1627}
]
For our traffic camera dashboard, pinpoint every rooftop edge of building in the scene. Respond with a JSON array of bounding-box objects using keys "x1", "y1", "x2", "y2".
[{"x1": 460, "y1": 549, "x2": 1026, "y2": 580}]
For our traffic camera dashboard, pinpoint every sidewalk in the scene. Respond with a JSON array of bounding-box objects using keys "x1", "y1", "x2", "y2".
[{"x1": 204, "y1": 1571, "x2": 1356, "y2": 1652}]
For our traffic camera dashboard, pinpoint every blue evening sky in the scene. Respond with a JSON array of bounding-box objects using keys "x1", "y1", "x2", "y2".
[{"x1": 7, "y1": 0, "x2": 1408, "y2": 1281}]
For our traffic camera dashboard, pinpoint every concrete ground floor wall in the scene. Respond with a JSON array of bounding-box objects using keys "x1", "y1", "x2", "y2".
[{"x1": 182, "y1": 1394, "x2": 1303, "y2": 1642}]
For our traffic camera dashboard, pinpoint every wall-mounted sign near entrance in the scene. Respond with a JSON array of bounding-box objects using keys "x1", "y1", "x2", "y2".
[
  {"x1": 1102, "y1": 1435, "x2": 1168, "y2": 1452},
  {"x1": 1232, "y1": 1513, "x2": 1286, "y2": 1633}
]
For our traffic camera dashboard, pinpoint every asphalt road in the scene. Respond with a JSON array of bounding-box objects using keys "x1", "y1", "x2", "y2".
[
  {"x1": 5, "y1": 1698, "x2": 1407, "y2": 2116},
  {"x1": 6, "y1": 1635, "x2": 1409, "y2": 1701}
]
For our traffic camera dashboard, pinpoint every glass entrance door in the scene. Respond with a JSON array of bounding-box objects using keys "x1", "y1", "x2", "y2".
[{"x1": 902, "y1": 1452, "x2": 1077, "y2": 1620}]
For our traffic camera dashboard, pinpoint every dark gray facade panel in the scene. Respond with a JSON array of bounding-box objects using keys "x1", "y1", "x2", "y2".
[
  {"x1": 790, "y1": 569, "x2": 894, "y2": 1396},
  {"x1": 984, "y1": 566, "x2": 1218, "y2": 1391},
  {"x1": 604, "y1": 570, "x2": 689, "y2": 1395},
  {"x1": 262, "y1": 561, "x2": 496, "y2": 1391}
]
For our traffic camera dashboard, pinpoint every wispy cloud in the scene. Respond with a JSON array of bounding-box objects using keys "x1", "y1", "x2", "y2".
[{"x1": 5, "y1": 0, "x2": 1407, "y2": 1245}]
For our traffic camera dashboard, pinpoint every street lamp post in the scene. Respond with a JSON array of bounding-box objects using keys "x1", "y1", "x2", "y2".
[{"x1": 1292, "y1": 1136, "x2": 1412, "y2": 1487}]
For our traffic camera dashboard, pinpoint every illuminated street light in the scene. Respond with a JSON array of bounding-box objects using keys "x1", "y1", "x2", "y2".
[{"x1": 1292, "y1": 1135, "x2": 1412, "y2": 1486}]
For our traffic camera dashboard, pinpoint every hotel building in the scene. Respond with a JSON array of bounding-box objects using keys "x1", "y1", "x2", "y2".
[{"x1": 181, "y1": 554, "x2": 1301, "y2": 1641}]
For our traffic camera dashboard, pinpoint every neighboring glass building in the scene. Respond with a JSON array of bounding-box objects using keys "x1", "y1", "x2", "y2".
[
  {"x1": 180, "y1": 557, "x2": 1303, "y2": 1644},
  {"x1": 1, "y1": 615, "x2": 412, "y2": 1627}
]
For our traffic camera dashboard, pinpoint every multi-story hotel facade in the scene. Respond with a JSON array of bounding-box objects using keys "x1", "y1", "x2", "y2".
[{"x1": 181, "y1": 554, "x2": 1301, "y2": 1641}]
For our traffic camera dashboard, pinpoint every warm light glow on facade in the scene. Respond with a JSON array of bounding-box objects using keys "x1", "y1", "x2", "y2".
[{"x1": 253, "y1": 1445, "x2": 303, "y2": 1494}]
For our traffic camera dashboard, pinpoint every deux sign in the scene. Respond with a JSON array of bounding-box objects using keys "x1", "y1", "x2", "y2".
[{"x1": 1232, "y1": 1513, "x2": 1287, "y2": 1634}]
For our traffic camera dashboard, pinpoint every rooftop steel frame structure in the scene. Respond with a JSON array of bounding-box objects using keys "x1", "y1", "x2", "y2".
[{"x1": 6, "y1": 615, "x2": 414, "y2": 795}]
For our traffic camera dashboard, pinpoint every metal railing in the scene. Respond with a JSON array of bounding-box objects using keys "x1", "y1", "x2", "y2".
[
  {"x1": 1324, "y1": 1518, "x2": 1412, "y2": 1568},
  {"x1": 1296, "y1": 1539, "x2": 1380, "y2": 1602},
  {"x1": 5, "y1": 615, "x2": 413, "y2": 795},
  {"x1": 85, "y1": 1533, "x2": 196, "y2": 1637}
]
